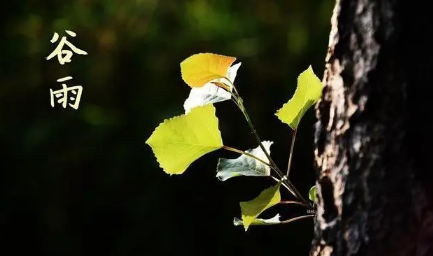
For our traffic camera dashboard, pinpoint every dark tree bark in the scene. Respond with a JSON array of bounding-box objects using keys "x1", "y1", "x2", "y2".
[{"x1": 312, "y1": 0, "x2": 433, "y2": 255}]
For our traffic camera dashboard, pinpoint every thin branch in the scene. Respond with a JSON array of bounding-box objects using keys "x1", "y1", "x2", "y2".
[
  {"x1": 271, "y1": 176, "x2": 297, "y2": 199},
  {"x1": 230, "y1": 97, "x2": 241, "y2": 109},
  {"x1": 286, "y1": 129, "x2": 297, "y2": 177},
  {"x1": 279, "y1": 200, "x2": 305, "y2": 206},
  {"x1": 279, "y1": 214, "x2": 314, "y2": 225},
  {"x1": 224, "y1": 78, "x2": 312, "y2": 208},
  {"x1": 222, "y1": 77, "x2": 313, "y2": 209}
]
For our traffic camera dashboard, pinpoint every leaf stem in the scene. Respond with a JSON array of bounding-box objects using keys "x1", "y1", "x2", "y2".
[
  {"x1": 240, "y1": 214, "x2": 314, "y2": 227},
  {"x1": 279, "y1": 200, "x2": 305, "y2": 206},
  {"x1": 286, "y1": 129, "x2": 297, "y2": 177},
  {"x1": 222, "y1": 145, "x2": 270, "y2": 167},
  {"x1": 230, "y1": 97, "x2": 241, "y2": 109},
  {"x1": 211, "y1": 81, "x2": 231, "y2": 91},
  {"x1": 279, "y1": 214, "x2": 314, "y2": 225},
  {"x1": 270, "y1": 176, "x2": 298, "y2": 197}
]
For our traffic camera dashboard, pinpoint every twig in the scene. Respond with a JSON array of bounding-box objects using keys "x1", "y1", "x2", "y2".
[{"x1": 286, "y1": 129, "x2": 297, "y2": 177}]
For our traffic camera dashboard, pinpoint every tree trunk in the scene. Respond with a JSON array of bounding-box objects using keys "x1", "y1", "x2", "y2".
[{"x1": 312, "y1": 0, "x2": 433, "y2": 255}]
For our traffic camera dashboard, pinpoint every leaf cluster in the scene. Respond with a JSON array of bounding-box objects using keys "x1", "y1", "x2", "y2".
[{"x1": 146, "y1": 53, "x2": 321, "y2": 230}]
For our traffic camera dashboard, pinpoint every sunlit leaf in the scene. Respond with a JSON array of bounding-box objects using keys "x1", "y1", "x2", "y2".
[
  {"x1": 216, "y1": 141, "x2": 273, "y2": 181},
  {"x1": 275, "y1": 66, "x2": 323, "y2": 129},
  {"x1": 309, "y1": 185, "x2": 317, "y2": 203},
  {"x1": 233, "y1": 214, "x2": 281, "y2": 226},
  {"x1": 146, "y1": 104, "x2": 223, "y2": 175},
  {"x1": 180, "y1": 53, "x2": 236, "y2": 87},
  {"x1": 240, "y1": 183, "x2": 281, "y2": 231},
  {"x1": 183, "y1": 63, "x2": 241, "y2": 114}
]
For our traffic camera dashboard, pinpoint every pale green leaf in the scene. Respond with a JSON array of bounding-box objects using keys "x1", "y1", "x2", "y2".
[
  {"x1": 275, "y1": 66, "x2": 323, "y2": 129},
  {"x1": 240, "y1": 183, "x2": 281, "y2": 231},
  {"x1": 216, "y1": 141, "x2": 273, "y2": 181},
  {"x1": 233, "y1": 214, "x2": 281, "y2": 227},
  {"x1": 309, "y1": 185, "x2": 317, "y2": 202},
  {"x1": 146, "y1": 104, "x2": 223, "y2": 175}
]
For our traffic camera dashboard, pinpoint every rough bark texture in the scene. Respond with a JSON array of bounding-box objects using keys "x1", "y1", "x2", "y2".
[{"x1": 312, "y1": 0, "x2": 433, "y2": 255}]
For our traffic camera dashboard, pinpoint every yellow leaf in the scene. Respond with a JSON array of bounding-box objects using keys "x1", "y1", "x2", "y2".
[{"x1": 180, "y1": 53, "x2": 236, "y2": 88}]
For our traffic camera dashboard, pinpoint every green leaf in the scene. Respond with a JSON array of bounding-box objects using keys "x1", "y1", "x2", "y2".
[
  {"x1": 309, "y1": 185, "x2": 317, "y2": 202},
  {"x1": 216, "y1": 141, "x2": 273, "y2": 181},
  {"x1": 240, "y1": 183, "x2": 281, "y2": 231},
  {"x1": 233, "y1": 214, "x2": 281, "y2": 227},
  {"x1": 275, "y1": 65, "x2": 323, "y2": 129},
  {"x1": 146, "y1": 104, "x2": 223, "y2": 175}
]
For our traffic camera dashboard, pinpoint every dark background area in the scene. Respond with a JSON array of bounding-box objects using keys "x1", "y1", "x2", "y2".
[{"x1": 0, "y1": 1, "x2": 333, "y2": 255}]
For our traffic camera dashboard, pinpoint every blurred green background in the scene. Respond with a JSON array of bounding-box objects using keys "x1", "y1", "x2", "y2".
[{"x1": 0, "y1": 0, "x2": 333, "y2": 255}]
